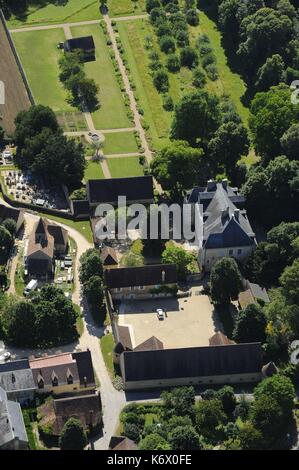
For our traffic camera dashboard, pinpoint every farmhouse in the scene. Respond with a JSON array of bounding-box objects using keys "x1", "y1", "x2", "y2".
[
  {"x1": 29, "y1": 350, "x2": 95, "y2": 395},
  {"x1": 25, "y1": 217, "x2": 68, "y2": 279},
  {"x1": 0, "y1": 386, "x2": 28, "y2": 450},
  {"x1": 64, "y1": 36, "x2": 95, "y2": 61},
  {"x1": 186, "y1": 179, "x2": 256, "y2": 271},
  {"x1": 105, "y1": 264, "x2": 178, "y2": 300}
]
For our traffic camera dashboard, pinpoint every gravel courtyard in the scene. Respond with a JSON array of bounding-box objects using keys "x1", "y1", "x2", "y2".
[{"x1": 118, "y1": 288, "x2": 223, "y2": 349}]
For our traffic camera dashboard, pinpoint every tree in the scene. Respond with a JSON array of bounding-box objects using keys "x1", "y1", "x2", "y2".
[
  {"x1": 180, "y1": 46, "x2": 199, "y2": 68},
  {"x1": 139, "y1": 433, "x2": 170, "y2": 450},
  {"x1": 150, "y1": 140, "x2": 203, "y2": 197},
  {"x1": 254, "y1": 373, "x2": 295, "y2": 417},
  {"x1": 169, "y1": 425, "x2": 202, "y2": 450},
  {"x1": 186, "y1": 8, "x2": 199, "y2": 26},
  {"x1": 0, "y1": 226, "x2": 14, "y2": 263},
  {"x1": 249, "y1": 84, "x2": 299, "y2": 162},
  {"x1": 159, "y1": 35, "x2": 176, "y2": 54},
  {"x1": 255, "y1": 54, "x2": 285, "y2": 92},
  {"x1": 79, "y1": 249, "x2": 103, "y2": 285},
  {"x1": 161, "y1": 243, "x2": 196, "y2": 280},
  {"x1": 124, "y1": 423, "x2": 140, "y2": 442},
  {"x1": 171, "y1": 90, "x2": 220, "y2": 146},
  {"x1": 83, "y1": 275, "x2": 104, "y2": 307},
  {"x1": 167, "y1": 54, "x2": 181, "y2": 73},
  {"x1": 281, "y1": 123, "x2": 299, "y2": 160},
  {"x1": 146, "y1": 0, "x2": 161, "y2": 13},
  {"x1": 238, "y1": 422, "x2": 263, "y2": 450},
  {"x1": 237, "y1": 8, "x2": 293, "y2": 75},
  {"x1": 5, "y1": 301, "x2": 36, "y2": 347},
  {"x1": 280, "y1": 259, "x2": 299, "y2": 304},
  {"x1": 161, "y1": 386, "x2": 195, "y2": 419},
  {"x1": 192, "y1": 67, "x2": 206, "y2": 88},
  {"x1": 249, "y1": 395, "x2": 284, "y2": 445},
  {"x1": 153, "y1": 69, "x2": 169, "y2": 93},
  {"x1": 217, "y1": 386, "x2": 237, "y2": 416},
  {"x1": 59, "y1": 418, "x2": 87, "y2": 450},
  {"x1": 233, "y1": 304, "x2": 267, "y2": 343},
  {"x1": 195, "y1": 399, "x2": 227, "y2": 440},
  {"x1": 210, "y1": 258, "x2": 242, "y2": 305},
  {"x1": 1, "y1": 219, "x2": 17, "y2": 237},
  {"x1": 208, "y1": 121, "x2": 249, "y2": 176}
]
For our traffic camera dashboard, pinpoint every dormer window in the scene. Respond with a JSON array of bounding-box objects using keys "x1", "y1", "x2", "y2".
[
  {"x1": 66, "y1": 368, "x2": 73, "y2": 385},
  {"x1": 51, "y1": 371, "x2": 58, "y2": 387}
]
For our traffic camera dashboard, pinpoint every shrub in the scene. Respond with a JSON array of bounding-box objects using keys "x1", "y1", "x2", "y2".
[
  {"x1": 124, "y1": 423, "x2": 140, "y2": 442},
  {"x1": 163, "y1": 95, "x2": 174, "y2": 111},
  {"x1": 175, "y1": 30, "x2": 189, "y2": 47},
  {"x1": 196, "y1": 34, "x2": 210, "y2": 46},
  {"x1": 146, "y1": 0, "x2": 161, "y2": 13},
  {"x1": 199, "y1": 44, "x2": 213, "y2": 57},
  {"x1": 165, "y1": 2, "x2": 180, "y2": 13},
  {"x1": 205, "y1": 64, "x2": 219, "y2": 81},
  {"x1": 201, "y1": 53, "x2": 216, "y2": 68},
  {"x1": 150, "y1": 7, "x2": 167, "y2": 25},
  {"x1": 180, "y1": 46, "x2": 199, "y2": 68},
  {"x1": 153, "y1": 69, "x2": 169, "y2": 93},
  {"x1": 167, "y1": 53, "x2": 181, "y2": 72},
  {"x1": 156, "y1": 22, "x2": 172, "y2": 37},
  {"x1": 186, "y1": 8, "x2": 200, "y2": 26},
  {"x1": 159, "y1": 35, "x2": 176, "y2": 54},
  {"x1": 192, "y1": 67, "x2": 207, "y2": 88}
]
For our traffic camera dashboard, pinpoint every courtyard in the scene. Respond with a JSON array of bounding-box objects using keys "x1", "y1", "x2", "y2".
[{"x1": 117, "y1": 288, "x2": 223, "y2": 350}]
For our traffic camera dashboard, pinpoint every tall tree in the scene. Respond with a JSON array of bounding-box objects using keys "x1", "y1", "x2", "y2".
[
  {"x1": 210, "y1": 258, "x2": 242, "y2": 305},
  {"x1": 59, "y1": 418, "x2": 87, "y2": 450}
]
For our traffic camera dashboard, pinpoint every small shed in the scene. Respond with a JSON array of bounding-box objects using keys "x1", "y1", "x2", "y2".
[{"x1": 64, "y1": 36, "x2": 95, "y2": 61}]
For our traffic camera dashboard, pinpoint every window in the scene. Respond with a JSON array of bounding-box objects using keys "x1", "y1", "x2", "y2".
[
  {"x1": 52, "y1": 377, "x2": 58, "y2": 387},
  {"x1": 237, "y1": 249, "x2": 242, "y2": 255},
  {"x1": 38, "y1": 380, "x2": 44, "y2": 389},
  {"x1": 117, "y1": 288, "x2": 121, "y2": 292},
  {"x1": 229, "y1": 249, "x2": 234, "y2": 256},
  {"x1": 67, "y1": 375, "x2": 73, "y2": 385},
  {"x1": 139, "y1": 286, "x2": 144, "y2": 290},
  {"x1": 130, "y1": 286, "x2": 134, "y2": 291}
]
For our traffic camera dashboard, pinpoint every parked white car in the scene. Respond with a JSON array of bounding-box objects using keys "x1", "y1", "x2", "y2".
[
  {"x1": 2, "y1": 150, "x2": 12, "y2": 160},
  {"x1": 0, "y1": 351, "x2": 11, "y2": 362},
  {"x1": 156, "y1": 308, "x2": 165, "y2": 320}
]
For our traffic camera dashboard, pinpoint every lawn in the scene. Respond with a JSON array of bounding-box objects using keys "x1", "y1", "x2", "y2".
[
  {"x1": 39, "y1": 212, "x2": 93, "y2": 243},
  {"x1": 103, "y1": 131, "x2": 139, "y2": 155},
  {"x1": 71, "y1": 24, "x2": 132, "y2": 129},
  {"x1": 7, "y1": 0, "x2": 101, "y2": 28},
  {"x1": 117, "y1": 19, "x2": 172, "y2": 151},
  {"x1": 12, "y1": 29, "x2": 73, "y2": 112},
  {"x1": 100, "y1": 333, "x2": 115, "y2": 378},
  {"x1": 84, "y1": 160, "x2": 104, "y2": 180},
  {"x1": 108, "y1": 156, "x2": 144, "y2": 177},
  {"x1": 108, "y1": 0, "x2": 146, "y2": 17}
]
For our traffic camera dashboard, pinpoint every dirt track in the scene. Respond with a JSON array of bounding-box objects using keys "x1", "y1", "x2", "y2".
[{"x1": 0, "y1": 18, "x2": 31, "y2": 135}]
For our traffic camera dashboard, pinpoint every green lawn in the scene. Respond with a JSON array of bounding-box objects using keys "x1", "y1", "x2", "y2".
[
  {"x1": 108, "y1": 0, "x2": 146, "y2": 17},
  {"x1": 84, "y1": 160, "x2": 104, "y2": 180},
  {"x1": 117, "y1": 19, "x2": 172, "y2": 151},
  {"x1": 103, "y1": 131, "x2": 139, "y2": 154},
  {"x1": 7, "y1": 0, "x2": 101, "y2": 28},
  {"x1": 100, "y1": 333, "x2": 115, "y2": 378},
  {"x1": 108, "y1": 156, "x2": 144, "y2": 177},
  {"x1": 12, "y1": 29, "x2": 73, "y2": 112},
  {"x1": 71, "y1": 24, "x2": 132, "y2": 129},
  {"x1": 38, "y1": 212, "x2": 93, "y2": 243}
]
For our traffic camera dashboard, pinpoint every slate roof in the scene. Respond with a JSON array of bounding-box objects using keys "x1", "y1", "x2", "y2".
[
  {"x1": 248, "y1": 282, "x2": 270, "y2": 303},
  {"x1": 0, "y1": 387, "x2": 28, "y2": 448},
  {"x1": 87, "y1": 176, "x2": 154, "y2": 205},
  {"x1": 134, "y1": 336, "x2": 164, "y2": 351},
  {"x1": 71, "y1": 199, "x2": 90, "y2": 218},
  {"x1": 100, "y1": 246, "x2": 118, "y2": 265},
  {"x1": 64, "y1": 36, "x2": 95, "y2": 53},
  {"x1": 115, "y1": 325, "x2": 133, "y2": 353},
  {"x1": 72, "y1": 351, "x2": 95, "y2": 387},
  {"x1": 121, "y1": 343, "x2": 263, "y2": 382},
  {"x1": 201, "y1": 184, "x2": 255, "y2": 249},
  {"x1": 109, "y1": 436, "x2": 138, "y2": 451},
  {"x1": 27, "y1": 258, "x2": 50, "y2": 275},
  {"x1": 0, "y1": 360, "x2": 35, "y2": 393},
  {"x1": 105, "y1": 264, "x2": 177, "y2": 288},
  {"x1": 47, "y1": 224, "x2": 68, "y2": 246},
  {"x1": 27, "y1": 218, "x2": 68, "y2": 259},
  {"x1": 0, "y1": 204, "x2": 24, "y2": 227}
]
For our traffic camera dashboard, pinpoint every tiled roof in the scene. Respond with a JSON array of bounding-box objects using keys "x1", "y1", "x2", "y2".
[{"x1": 105, "y1": 264, "x2": 177, "y2": 288}]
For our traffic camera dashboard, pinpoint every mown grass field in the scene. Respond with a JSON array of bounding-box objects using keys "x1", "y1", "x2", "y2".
[
  {"x1": 100, "y1": 333, "x2": 115, "y2": 378},
  {"x1": 71, "y1": 24, "x2": 132, "y2": 129},
  {"x1": 84, "y1": 161, "x2": 104, "y2": 180},
  {"x1": 7, "y1": 0, "x2": 101, "y2": 28},
  {"x1": 12, "y1": 28, "x2": 73, "y2": 112},
  {"x1": 103, "y1": 131, "x2": 139, "y2": 154},
  {"x1": 108, "y1": 156, "x2": 144, "y2": 177},
  {"x1": 108, "y1": 0, "x2": 146, "y2": 17}
]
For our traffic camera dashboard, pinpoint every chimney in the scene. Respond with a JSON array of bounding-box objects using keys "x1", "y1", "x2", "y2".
[
  {"x1": 234, "y1": 208, "x2": 240, "y2": 220},
  {"x1": 222, "y1": 178, "x2": 228, "y2": 190},
  {"x1": 207, "y1": 179, "x2": 216, "y2": 191},
  {"x1": 161, "y1": 270, "x2": 166, "y2": 283}
]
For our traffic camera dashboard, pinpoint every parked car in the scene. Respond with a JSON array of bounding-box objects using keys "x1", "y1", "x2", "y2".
[
  {"x1": 0, "y1": 351, "x2": 11, "y2": 362},
  {"x1": 156, "y1": 308, "x2": 165, "y2": 320}
]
